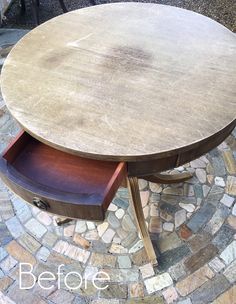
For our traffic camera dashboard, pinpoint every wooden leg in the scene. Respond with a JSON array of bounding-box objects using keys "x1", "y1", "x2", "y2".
[
  {"x1": 127, "y1": 177, "x2": 158, "y2": 266},
  {"x1": 142, "y1": 172, "x2": 193, "y2": 184}
]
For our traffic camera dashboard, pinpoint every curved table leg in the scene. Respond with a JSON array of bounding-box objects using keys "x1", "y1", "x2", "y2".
[
  {"x1": 142, "y1": 172, "x2": 193, "y2": 184},
  {"x1": 127, "y1": 176, "x2": 158, "y2": 266}
]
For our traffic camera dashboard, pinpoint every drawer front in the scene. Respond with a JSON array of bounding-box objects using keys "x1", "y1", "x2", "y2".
[
  {"x1": 0, "y1": 170, "x2": 105, "y2": 221},
  {"x1": 0, "y1": 131, "x2": 127, "y2": 221}
]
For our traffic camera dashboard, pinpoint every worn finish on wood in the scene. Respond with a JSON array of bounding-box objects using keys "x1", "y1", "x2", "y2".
[
  {"x1": 1, "y1": 3, "x2": 236, "y2": 162},
  {"x1": 0, "y1": 132, "x2": 127, "y2": 220},
  {"x1": 127, "y1": 176, "x2": 158, "y2": 265}
]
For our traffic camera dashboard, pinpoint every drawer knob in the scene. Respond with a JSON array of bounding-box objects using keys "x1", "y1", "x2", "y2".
[{"x1": 33, "y1": 198, "x2": 48, "y2": 210}]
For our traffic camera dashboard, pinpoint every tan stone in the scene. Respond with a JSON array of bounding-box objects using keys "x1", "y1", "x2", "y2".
[
  {"x1": 131, "y1": 248, "x2": 149, "y2": 266},
  {"x1": 0, "y1": 276, "x2": 13, "y2": 292},
  {"x1": 176, "y1": 265, "x2": 214, "y2": 296},
  {"x1": 129, "y1": 283, "x2": 144, "y2": 298},
  {"x1": 73, "y1": 233, "x2": 90, "y2": 249},
  {"x1": 222, "y1": 150, "x2": 236, "y2": 175},
  {"x1": 140, "y1": 191, "x2": 150, "y2": 207},
  {"x1": 212, "y1": 285, "x2": 236, "y2": 304},
  {"x1": 89, "y1": 252, "x2": 116, "y2": 267},
  {"x1": 227, "y1": 215, "x2": 236, "y2": 229},
  {"x1": 226, "y1": 176, "x2": 236, "y2": 195},
  {"x1": 6, "y1": 240, "x2": 36, "y2": 265}
]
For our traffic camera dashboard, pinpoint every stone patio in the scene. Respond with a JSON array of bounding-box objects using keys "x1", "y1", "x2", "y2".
[{"x1": 0, "y1": 29, "x2": 236, "y2": 304}]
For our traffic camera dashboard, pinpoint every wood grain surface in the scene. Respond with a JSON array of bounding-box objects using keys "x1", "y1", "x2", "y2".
[{"x1": 1, "y1": 3, "x2": 236, "y2": 161}]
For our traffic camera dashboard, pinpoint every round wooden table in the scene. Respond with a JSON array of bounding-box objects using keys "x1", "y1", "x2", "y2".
[{"x1": 1, "y1": 3, "x2": 236, "y2": 265}]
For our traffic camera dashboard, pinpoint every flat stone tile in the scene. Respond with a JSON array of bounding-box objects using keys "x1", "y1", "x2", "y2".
[
  {"x1": 223, "y1": 259, "x2": 236, "y2": 283},
  {"x1": 139, "y1": 263, "x2": 155, "y2": 279},
  {"x1": 188, "y1": 232, "x2": 212, "y2": 252},
  {"x1": 208, "y1": 257, "x2": 225, "y2": 272},
  {"x1": 186, "y1": 203, "x2": 215, "y2": 233},
  {"x1": 18, "y1": 233, "x2": 41, "y2": 254},
  {"x1": 48, "y1": 289, "x2": 76, "y2": 304},
  {"x1": 158, "y1": 244, "x2": 191, "y2": 272},
  {"x1": 89, "y1": 252, "x2": 116, "y2": 268},
  {"x1": 185, "y1": 244, "x2": 218, "y2": 273},
  {"x1": 176, "y1": 265, "x2": 214, "y2": 296},
  {"x1": 204, "y1": 205, "x2": 230, "y2": 235},
  {"x1": 6, "y1": 240, "x2": 36, "y2": 266},
  {"x1": 0, "y1": 256, "x2": 17, "y2": 273},
  {"x1": 144, "y1": 272, "x2": 173, "y2": 294},
  {"x1": 211, "y1": 285, "x2": 236, "y2": 304},
  {"x1": 220, "y1": 240, "x2": 236, "y2": 264},
  {"x1": 102, "y1": 269, "x2": 139, "y2": 283},
  {"x1": 158, "y1": 232, "x2": 182, "y2": 253},
  {"x1": 206, "y1": 185, "x2": 224, "y2": 205},
  {"x1": 211, "y1": 157, "x2": 226, "y2": 176},
  {"x1": 100, "y1": 283, "x2": 128, "y2": 299},
  {"x1": 212, "y1": 224, "x2": 235, "y2": 250},
  {"x1": 5, "y1": 216, "x2": 24, "y2": 238},
  {"x1": 117, "y1": 255, "x2": 131, "y2": 268},
  {"x1": 0, "y1": 247, "x2": 8, "y2": 262},
  {"x1": 25, "y1": 218, "x2": 47, "y2": 239},
  {"x1": 0, "y1": 276, "x2": 14, "y2": 292},
  {"x1": 162, "y1": 286, "x2": 179, "y2": 304},
  {"x1": 129, "y1": 282, "x2": 144, "y2": 298},
  {"x1": 190, "y1": 274, "x2": 230, "y2": 304}
]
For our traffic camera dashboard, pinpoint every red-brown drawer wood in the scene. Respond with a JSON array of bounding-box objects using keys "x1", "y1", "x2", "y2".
[{"x1": 0, "y1": 131, "x2": 127, "y2": 221}]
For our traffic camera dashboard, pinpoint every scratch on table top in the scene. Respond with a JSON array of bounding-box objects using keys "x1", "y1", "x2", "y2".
[{"x1": 67, "y1": 33, "x2": 93, "y2": 48}]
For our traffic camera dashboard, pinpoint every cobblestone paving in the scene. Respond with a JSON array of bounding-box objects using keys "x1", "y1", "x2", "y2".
[{"x1": 0, "y1": 29, "x2": 236, "y2": 304}]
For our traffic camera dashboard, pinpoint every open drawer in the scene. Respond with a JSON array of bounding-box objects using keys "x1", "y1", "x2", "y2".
[{"x1": 0, "y1": 131, "x2": 127, "y2": 221}]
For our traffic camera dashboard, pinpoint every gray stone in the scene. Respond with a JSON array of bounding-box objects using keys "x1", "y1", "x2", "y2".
[
  {"x1": 175, "y1": 209, "x2": 187, "y2": 228},
  {"x1": 159, "y1": 232, "x2": 182, "y2": 253},
  {"x1": 0, "y1": 223, "x2": 12, "y2": 246},
  {"x1": 144, "y1": 273, "x2": 173, "y2": 294},
  {"x1": 212, "y1": 224, "x2": 235, "y2": 250},
  {"x1": 220, "y1": 194, "x2": 235, "y2": 207},
  {"x1": 121, "y1": 232, "x2": 137, "y2": 248},
  {"x1": 208, "y1": 257, "x2": 225, "y2": 273},
  {"x1": 113, "y1": 197, "x2": 129, "y2": 209},
  {"x1": 223, "y1": 259, "x2": 236, "y2": 283},
  {"x1": 193, "y1": 184, "x2": 203, "y2": 199},
  {"x1": 177, "y1": 299, "x2": 192, "y2": 304},
  {"x1": 18, "y1": 233, "x2": 41, "y2": 253},
  {"x1": 42, "y1": 231, "x2": 58, "y2": 248},
  {"x1": 0, "y1": 247, "x2": 8, "y2": 262},
  {"x1": 206, "y1": 185, "x2": 224, "y2": 205},
  {"x1": 168, "y1": 260, "x2": 186, "y2": 281},
  {"x1": 220, "y1": 240, "x2": 236, "y2": 265},
  {"x1": 122, "y1": 214, "x2": 136, "y2": 232},
  {"x1": 100, "y1": 283, "x2": 128, "y2": 299},
  {"x1": 211, "y1": 157, "x2": 226, "y2": 176},
  {"x1": 187, "y1": 203, "x2": 215, "y2": 233},
  {"x1": 0, "y1": 198, "x2": 14, "y2": 220},
  {"x1": 195, "y1": 168, "x2": 206, "y2": 183},
  {"x1": 75, "y1": 220, "x2": 87, "y2": 233},
  {"x1": 107, "y1": 212, "x2": 120, "y2": 229},
  {"x1": 204, "y1": 205, "x2": 230, "y2": 235},
  {"x1": 11, "y1": 195, "x2": 31, "y2": 223},
  {"x1": 117, "y1": 255, "x2": 132, "y2": 268},
  {"x1": 190, "y1": 275, "x2": 230, "y2": 304},
  {"x1": 5, "y1": 216, "x2": 24, "y2": 238},
  {"x1": 25, "y1": 218, "x2": 47, "y2": 239},
  {"x1": 158, "y1": 244, "x2": 191, "y2": 271},
  {"x1": 36, "y1": 246, "x2": 50, "y2": 262}
]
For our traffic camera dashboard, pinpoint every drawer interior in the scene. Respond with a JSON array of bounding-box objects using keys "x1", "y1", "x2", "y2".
[{"x1": 1, "y1": 131, "x2": 126, "y2": 219}]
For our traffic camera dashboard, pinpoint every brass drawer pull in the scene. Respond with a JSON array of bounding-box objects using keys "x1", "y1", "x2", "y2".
[{"x1": 33, "y1": 197, "x2": 49, "y2": 210}]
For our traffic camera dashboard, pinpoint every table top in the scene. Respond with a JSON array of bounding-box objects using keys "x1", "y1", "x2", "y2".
[{"x1": 1, "y1": 3, "x2": 236, "y2": 161}]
